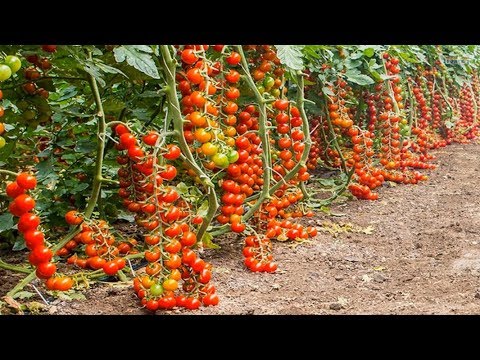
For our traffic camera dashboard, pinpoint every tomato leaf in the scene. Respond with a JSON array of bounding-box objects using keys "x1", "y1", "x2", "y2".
[
  {"x1": 12, "y1": 238, "x2": 26, "y2": 251},
  {"x1": 275, "y1": 45, "x2": 305, "y2": 71},
  {"x1": 197, "y1": 200, "x2": 210, "y2": 217},
  {"x1": 12, "y1": 291, "x2": 35, "y2": 300},
  {"x1": 0, "y1": 214, "x2": 14, "y2": 233},
  {"x1": 346, "y1": 72, "x2": 375, "y2": 86},
  {"x1": 83, "y1": 62, "x2": 106, "y2": 87},
  {"x1": 113, "y1": 45, "x2": 160, "y2": 79},
  {"x1": 202, "y1": 232, "x2": 220, "y2": 249}
]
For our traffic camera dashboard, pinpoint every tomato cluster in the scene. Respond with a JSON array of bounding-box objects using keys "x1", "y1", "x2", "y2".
[
  {"x1": 5, "y1": 173, "x2": 73, "y2": 290},
  {"x1": 112, "y1": 124, "x2": 218, "y2": 311},
  {"x1": 16, "y1": 45, "x2": 57, "y2": 124},
  {"x1": 0, "y1": 54, "x2": 23, "y2": 148},
  {"x1": 59, "y1": 215, "x2": 128, "y2": 276}
]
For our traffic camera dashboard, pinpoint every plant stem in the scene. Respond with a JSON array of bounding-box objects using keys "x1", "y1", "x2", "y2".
[
  {"x1": 0, "y1": 169, "x2": 18, "y2": 177},
  {"x1": 84, "y1": 52, "x2": 107, "y2": 219},
  {"x1": 159, "y1": 45, "x2": 219, "y2": 243},
  {"x1": 0, "y1": 259, "x2": 32, "y2": 274}
]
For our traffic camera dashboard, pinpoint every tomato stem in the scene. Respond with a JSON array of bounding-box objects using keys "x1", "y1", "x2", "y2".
[
  {"x1": 0, "y1": 169, "x2": 19, "y2": 177},
  {"x1": 159, "y1": 45, "x2": 219, "y2": 244},
  {"x1": 0, "y1": 258, "x2": 32, "y2": 274}
]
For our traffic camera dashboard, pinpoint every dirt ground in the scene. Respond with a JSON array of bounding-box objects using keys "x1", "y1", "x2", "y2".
[{"x1": 2, "y1": 143, "x2": 480, "y2": 315}]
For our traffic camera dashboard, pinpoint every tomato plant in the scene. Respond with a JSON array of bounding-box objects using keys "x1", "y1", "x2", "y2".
[{"x1": 0, "y1": 44, "x2": 479, "y2": 313}]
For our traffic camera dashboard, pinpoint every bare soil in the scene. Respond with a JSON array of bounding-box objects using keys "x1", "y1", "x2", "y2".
[{"x1": 2, "y1": 143, "x2": 480, "y2": 315}]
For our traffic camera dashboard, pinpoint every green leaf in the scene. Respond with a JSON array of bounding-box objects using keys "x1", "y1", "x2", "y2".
[
  {"x1": 363, "y1": 47, "x2": 375, "y2": 58},
  {"x1": 28, "y1": 96, "x2": 50, "y2": 113},
  {"x1": 117, "y1": 212, "x2": 135, "y2": 222},
  {"x1": 275, "y1": 45, "x2": 304, "y2": 71},
  {"x1": 94, "y1": 61, "x2": 127, "y2": 78},
  {"x1": 176, "y1": 182, "x2": 189, "y2": 197},
  {"x1": 197, "y1": 200, "x2": 209, "y2": 217},
  {"x1": 73, "y1": 183, "x2": 90, "y2": 192},
  {"x1": 0, "y1": 214, "x2": 14, "y2": 232},
  {"x1": 317, "y1": 178, "x2": 337, "y2": 187},
  {"x1": 322, "y1": 87, "x2": 335, "y2": 96},
  {"x1": 57, "y1": 292, "x2": 86, "y2": 301},
  {"x1": 113, "y1": 45, "x2": 160, "y2": 79},
  {"x1": 349, "y1": 52, "x2": 364, "y2": 60},
  {"x1": 345, "y1": 58, "x2": 362, "y2": 69},
  {"x1": 103, "y1": 98, "x2": 126, "y2": 113},
  {"x1": 202, "y1": 232, "x2": 220, "y2": 249},
  {"x1": 36, "y1": 78, "x2": 56, "y2": 92},
  {"x1": 12, "y1": 238, "x2": 26, "y2": 251},
  {"x1": 83, "y1": 62, "x2": 106, "y2": 87},
  {"x1": 75, "y1": 140, "x2": 97, "y2": 153},
  {"x1": 13, "y1": 291, "x2": 35, "y2": 300},
  {"x1": 346, "y1": 72, "x2": 375, "y2": 86}
]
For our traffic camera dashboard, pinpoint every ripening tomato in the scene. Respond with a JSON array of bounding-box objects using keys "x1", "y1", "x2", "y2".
[
  {"x1": 103, "y1": 261, "x2": 119, "y2": 276},
  {"x1": 226, "y1": 87, "x2": 240, "y2": 100},
  {"x1": 32, "y1": 246, "x2": 53, "y2": 263},
  {"x1": 55, "y1": 277, "x2": 74, "y2": 291},
  {"x1": 17, "y1": 213, "x2": 40, "y2": 233},
  {"x1": 14, "y1": 194, "x2": 36, "y2": 213},
  {"x1": 163, "y1": 144, "x2": 181, "y2": 160},
  {"x1": 274, "y1": 99, "x2": 289, "y2": 111},
  {"x1": 201, "y1": 142, "x2": 218, "y2": 156},
  {"x1": 65, "y1": 210, "x2": 83, "y2": 225},
  {"x1": 16, "y1": 173, "x2": 37, "y2": 190},
  {"x1": 159, "y1": 164, "x2": 177, "y2": 181},
  {"x1": 181, "y1": 231, "x2": 197, "y2": 247},
  {"x1": 36, "y1": 262, "x2": 57, "y2": 279},
  {"x1": 231, "y1": 222, "x2": 246, "y2": 233},
  {"x1": 24, "y1": 230, "x2": 45, "y2": 249},
  {"x1": 225, "y1": 70, "x2": 240, "y2": 83},
  {"x1": 165, "y1": 254, "x2": 182, "y2": 269},
  {"x1": 162, "y1": 279, "x2": 178, "y2": 291},
  {"x1": 181, "y1": 49, "x2": 198, "y2": 64},
  {"x1": 186, "y1": 68, "x2": 203, "y2": 84},
  {"x1": 226, "y1": 51, "x2": 241, "y2": 66},
  {"x1": 185, "y1": 297, "x2": 201, "y2": 310},
  {"x1": 5, "y1": 181, "x2": 25, "y2": 198},
  {"x1": 212, "y1": 153, "x2": 229, "y2": 168}
]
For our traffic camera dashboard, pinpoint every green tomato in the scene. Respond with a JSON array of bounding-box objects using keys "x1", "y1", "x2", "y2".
[
  {"x1": 0, "y1": 136, "x2": 5, "y2": 149},
  {"x1": 4, "y1": 56, "x2": 21, "y2": 73},
  {"x1": 16, "y1": 100, "x2": 29, "y2": 111},
  {"x1": 257, "y1": 85, "x2": 265, "y2": 94},
  {"x1": 212, "y1": 153, "x2": 229, "y2": 168},
  {"x1": 150, "y1": 283, "x2": 164, "y2": 297},
  {"x1": 104, "y1": 204, "x2": 118, "y2": 217},
  {"x1": 227, "y1": 150, "x2": 239, "y2": 164},
  {"x1": 0, "y1": 64, "x2": 12, "y2": 82},
  {"x1": 23, "y1": 109, "x2": 36, "y2": 121},
  {"x1": 263, "y1": 76, "x2": 275, "y2": 90},
  {"x1": 37, "y1": 113, "x2": 51, "y2": 123},
  {"x1": 270, "y1": 88, "x2": 281, "y2": 98}
]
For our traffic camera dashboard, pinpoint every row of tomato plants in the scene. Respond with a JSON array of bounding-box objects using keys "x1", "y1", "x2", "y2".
[{"x1": 0, "y1": 45, "x2": 478, "y2": 312}]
